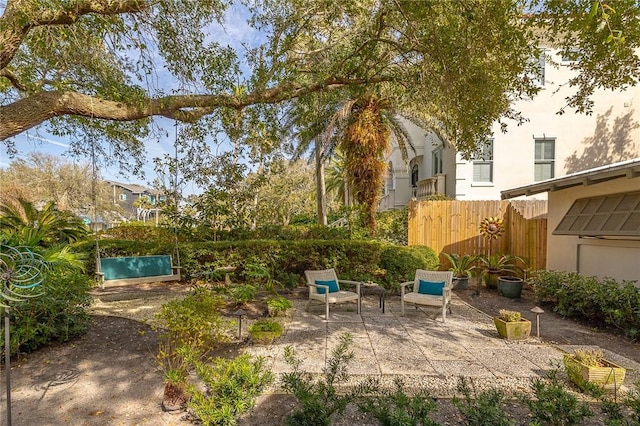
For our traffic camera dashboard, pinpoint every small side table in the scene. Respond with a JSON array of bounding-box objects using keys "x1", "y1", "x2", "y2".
[{"x1": 360, "y1": 283, "x2": 386, "y2": 313}]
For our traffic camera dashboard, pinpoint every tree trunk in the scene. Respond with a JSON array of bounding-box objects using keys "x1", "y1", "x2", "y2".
[{"x1": 315, "y1": 144, "x2": 327, "y2": 226}]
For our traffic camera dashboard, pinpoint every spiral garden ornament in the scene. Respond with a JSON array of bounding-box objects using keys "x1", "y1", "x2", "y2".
[
  {"x1": 1, "y1": 245, "x2": 47, "y2": 426},
  {"x1": 0, "y1": 245, "x2": 46, "y2": 306},
  {"x1": 479, "y1": 216, "x2": 504, "y2": 240}
]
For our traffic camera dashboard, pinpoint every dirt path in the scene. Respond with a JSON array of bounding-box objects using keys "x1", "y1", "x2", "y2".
[{"x1": 2, "y1": 283, "x2": 192, "y2": 426}]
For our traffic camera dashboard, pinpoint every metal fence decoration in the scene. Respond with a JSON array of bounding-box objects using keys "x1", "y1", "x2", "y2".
[{"x1": 1, "y1": 245, "x2": 47, "y2": 426}]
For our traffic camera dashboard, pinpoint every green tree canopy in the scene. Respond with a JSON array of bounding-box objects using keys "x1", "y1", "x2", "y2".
[{"x1": 1, "y1": 0, "x2": 638, "y2": 166}]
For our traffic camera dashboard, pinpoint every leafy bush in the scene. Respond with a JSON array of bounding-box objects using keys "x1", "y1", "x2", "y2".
[
  {"x1": 452, "y1": 377, "x2": 514, "y2": 426},
  {"x1": 228, "y1": 284, "x2": 257, "y2": 306},
  {"x1": 379, "y1": 245, "x2": 439, "y2": 292},
  {"x1": 525, "y1": 370, "x2": 593, "y2": 426},
  {"x1": 187, "y1": 354, "x2": 273, "y2": 426},
  {"x1": 282, "y1": 333, "x2": 377, "y2": 426},
  {"x1": 1, "y1": 269, "x2": 92, "y2": 355},
  {"x1": 357, "y1": 378, "x2": 440, "y2": 426},
  {"x1": 375, "y1": 207, "x2": 409, "y2": 245},
  {"x1": 267, "y1": 296, "x2": 292, "y2": 316},
  {"x1": 100, "y1": 224, "x2": 178, "y2": 243},
  {"x1": 528, "y1": 270, "x2": 640, "y2": 339},
  {"x1": 155, "y1": 289, "x2": 232, "y2": 377}
]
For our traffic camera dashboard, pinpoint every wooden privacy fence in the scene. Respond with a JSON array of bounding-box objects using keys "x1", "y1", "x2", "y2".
[{"x1": 408, "y1": 200, "x2": 548, "y2": 271}]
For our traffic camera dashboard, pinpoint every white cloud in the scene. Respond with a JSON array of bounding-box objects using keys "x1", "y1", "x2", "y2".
[{"x1": 25, "y1": 133, "x2": 70, "y2": 148}]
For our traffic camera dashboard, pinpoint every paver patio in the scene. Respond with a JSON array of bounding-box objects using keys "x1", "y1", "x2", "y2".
[{"x1": 245, "y1": 294, "x2": 640, "y2": 396}]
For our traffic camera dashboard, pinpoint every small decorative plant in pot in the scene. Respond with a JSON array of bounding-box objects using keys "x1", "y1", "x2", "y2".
[
  {"x1": 441, "y1": 253, "x2": 477, "y2": 290},
  {"x1": 248, "y1": 319, "x2": 283, "y2": 344},
  {"x1": 493, "y1": 309, "x2": 531, "y2": 340},
  {"x1": 479, "y1": 254, "x2": 523, "y2": 290},
  {"x1": 563, "y1": 349, "x2": 626, "y2": 393}
]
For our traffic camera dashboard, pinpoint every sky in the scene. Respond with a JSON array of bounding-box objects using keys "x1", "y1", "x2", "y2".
[{"x1": 0, "y1": 3, "x2": 262, "y2": 195}]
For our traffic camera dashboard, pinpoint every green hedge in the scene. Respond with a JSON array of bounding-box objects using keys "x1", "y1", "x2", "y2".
[
  {"x1": 77, "y1": 239, "x2": 439, "y2": 292},
  {"x1": 528, "y1": 270, "x2": 640, "y2": 340}
]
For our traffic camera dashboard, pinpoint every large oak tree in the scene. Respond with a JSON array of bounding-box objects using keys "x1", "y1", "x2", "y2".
[{"x1": 1, "y1": 0, "x2": 639, "y2": 167}]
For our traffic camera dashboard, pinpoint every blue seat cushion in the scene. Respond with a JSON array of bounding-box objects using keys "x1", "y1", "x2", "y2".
[
  {"x1": 417, "y1": 280, "x2": 445, "y2": 296},
  {"x1": 315, "y1": 279, "x2": 340, "y2": 294}
]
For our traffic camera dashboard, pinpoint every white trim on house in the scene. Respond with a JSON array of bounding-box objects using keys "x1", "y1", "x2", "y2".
[{"x1": 501, "y1": 159, "x2": 640, "y2": 200}]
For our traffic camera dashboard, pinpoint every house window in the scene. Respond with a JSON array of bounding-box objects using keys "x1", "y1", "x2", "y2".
[
  {"x1": 536, "y1": 51, "x2": 545, "y2": 86},
  {"x1": 432, "y1": 148, "x2": 444, "y2": 174},
  {"x1": 561, "y1": 48, "x2": 581, "y2": 64},
  {"x1": 472, "y1": 140, "x2": 493, "y2": 183},
  {"x1": 119, "y1": 193, "x2": 127, "y2": 201},
  {"x1": 534, "y1": 138, "x2": 555, "y2": 181},
  {"x1": 527, "y1": 50, "x2": 546, "y2": 87},
  {"x1": 411, "y1": 164, "x2": 419, "y2": 187}
]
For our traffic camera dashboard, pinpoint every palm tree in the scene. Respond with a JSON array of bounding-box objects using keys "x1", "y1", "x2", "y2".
[
  {"x1": 324, "y1": 151, "x2": 350, "y2": 207},
  {"x1": 0, "y1": 198, "x2": 90, "y2": 248},
  {"x1": 290, "y1": 92, "x2": 417, "y2": 232}
]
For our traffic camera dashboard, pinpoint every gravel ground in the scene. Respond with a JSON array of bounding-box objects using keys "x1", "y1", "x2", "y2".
[{"x1": 3, "y1": 281, "x2": 640, "y2": 425}]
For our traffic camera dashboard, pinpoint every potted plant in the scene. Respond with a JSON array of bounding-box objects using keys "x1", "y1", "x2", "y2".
[
  {"x1": 479, "y1": 254, "x2": 523, "y2": 289},
  {"x1": 563, "y1": 349, "x2": 626, "y2": 393},
  {"x1": 493, "y1": 309, "x2": 531, "y2": 340},
  {"x1": 248, "y1": 319, "x2": 283, "y2": 344},
  {"x1": 497, "y1": 274, "x2": 525, "y2": 298},
  {"x1": 441, "y1": 253, "x2": 477, "y2": 290}
]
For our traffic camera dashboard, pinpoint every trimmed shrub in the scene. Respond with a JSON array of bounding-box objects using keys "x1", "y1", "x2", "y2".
[
  {"x1": 379, "y1": 245, "x2": 439, "y2": 292},
  {"x1": 100, "y1": 223, "x2": 178, "y2": 243},
  {"x1": 528, "y1": 270, "x2": 640, "y2": 339},
  {"x1": 77, "y1": 239, "x2": 438, "y2": 293}
]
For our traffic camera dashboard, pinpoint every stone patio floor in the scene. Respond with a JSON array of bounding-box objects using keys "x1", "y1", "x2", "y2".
[{"x1": 244, "y1": 294, "x2": 640, "y2": 396}]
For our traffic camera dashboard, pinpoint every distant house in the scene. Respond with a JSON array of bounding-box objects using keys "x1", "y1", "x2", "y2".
[
  {"x1": 105, "y1": 180, "x2": 165, "y2": 221},
  {"x1": 502, "y1": 159, "x2": 640, "y2": 285},
  {"x1": 380, "y1": 48, "x2": 640, "y2": 210}
]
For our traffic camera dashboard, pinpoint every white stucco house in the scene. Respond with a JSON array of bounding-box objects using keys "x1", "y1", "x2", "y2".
[
  {"x1": 380, "y1": 48, "x2": 640, "y2": 210},
  {"x1": 501, "y1": 159, "x2": 640, "y2": 285}
]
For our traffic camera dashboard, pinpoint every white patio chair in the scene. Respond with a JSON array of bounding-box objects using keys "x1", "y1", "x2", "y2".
[
  {"x1": 304, "y1": 269, "x2": 361, "y2": 319},
  {"x1": 401, "y1": 270, "x2": 453, "y2": 323}
]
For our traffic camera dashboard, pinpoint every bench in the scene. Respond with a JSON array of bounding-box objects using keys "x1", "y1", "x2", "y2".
[{"x1": 97, "y1": 255, "x2": 181, "y2": 288}]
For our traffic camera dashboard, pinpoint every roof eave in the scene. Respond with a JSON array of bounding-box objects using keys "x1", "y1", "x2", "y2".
[{"x1": 501, "y1": 159, "x2": 640, "y2": 200}]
